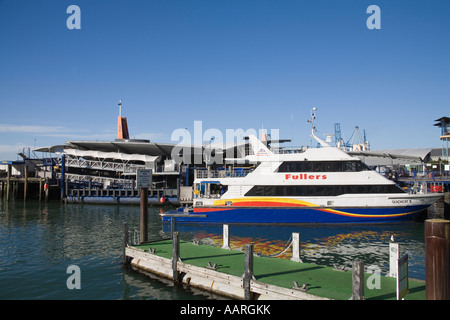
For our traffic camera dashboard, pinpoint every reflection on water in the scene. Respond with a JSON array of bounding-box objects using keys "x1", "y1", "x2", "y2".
[
  {"x1": 0, "y1": 200, "x2": 212, "y2": 300},
  {"x1": 170, "y1": 222, "x2": 426, "y2": 280},
  {"x1": 0, "y1": 200, "x2": 426, "y2": 300}
]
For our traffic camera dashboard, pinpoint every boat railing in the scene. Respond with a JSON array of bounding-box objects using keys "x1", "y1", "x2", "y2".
[
  {"x1": 194, "y1": 168, "x2": 252, "y2": 179},
  {"x1": 272, "y1": 146, "x2": 308, "y2": 154},
  {"x1": 397, "y1": 170, "x2": 450, "y2": 180}
]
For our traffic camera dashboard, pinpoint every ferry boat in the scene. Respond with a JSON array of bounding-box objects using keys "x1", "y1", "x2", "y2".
[{"x1": 163, "y1": 111, "x2": 442, "y2": 224}]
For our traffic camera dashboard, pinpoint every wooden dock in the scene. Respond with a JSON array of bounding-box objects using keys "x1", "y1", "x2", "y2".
[
  {"x1": 0, "y1": 176, "x2": 56, "y2": 201},
  {"x1": 123, "y1": 229, "x2": 426, "y2": 300}
]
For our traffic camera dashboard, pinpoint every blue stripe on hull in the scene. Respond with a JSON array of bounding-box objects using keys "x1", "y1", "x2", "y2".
[{"x1": 163, "y1": 206, "x2": 428, "y2": 224}]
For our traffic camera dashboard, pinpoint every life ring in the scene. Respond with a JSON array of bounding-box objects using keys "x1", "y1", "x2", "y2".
[
  {"x1": 44, "y1": 183, "x2": 49, "y2": 190},
  {"x1": 160, "y1": 197, "x2": 165, "y2": 203}
]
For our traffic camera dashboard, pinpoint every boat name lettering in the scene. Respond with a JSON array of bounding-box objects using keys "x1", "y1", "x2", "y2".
[
  {"x1": 391, "y1": 199, "x2": 412, "y2": 204},
  {"x1": 285, "y1": 174, "x2": 327, "y2": 180}
]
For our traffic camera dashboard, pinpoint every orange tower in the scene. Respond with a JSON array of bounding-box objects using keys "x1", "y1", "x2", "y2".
[{"x1": 117, "y1": 99, "x2": 129, "y2": 140}]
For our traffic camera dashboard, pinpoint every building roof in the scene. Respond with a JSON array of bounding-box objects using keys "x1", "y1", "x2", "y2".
[
  {"x1": 63, "y1": 148, "x2": 161, "y2": 163},
  {"x1": 348, "y1": 148, "x2": 433, "y2": 166},
  {"x1": 433, "y1": 117, "x2": 450, "y2": 125},
  {"x1": 35, "y1": 138, "x2": 249, "y2": 163}
]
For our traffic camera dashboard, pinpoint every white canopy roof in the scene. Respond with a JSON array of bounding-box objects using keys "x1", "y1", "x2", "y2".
[{"x1": 63, "y1": 148, "x2": 160, "y2": 163}]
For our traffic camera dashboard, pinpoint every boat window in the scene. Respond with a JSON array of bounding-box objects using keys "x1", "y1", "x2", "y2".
[
  {"x1": 325, "y1": 185, "x2": 335, "y2": 196},
  {"x1": 244, "y1": 184, "x2": 405, "y2": 196},
  {"x1": 313, "y1": 162, "x2": 324, "y2": 172},
  {"x1": 278, "y1": 161, "x2": 370, "y2": 172},
  {"x1": 294, "y1": 186, "x2": 304, "y2": 196},
  {"x1": 254, "y1": 186, "x2": 265, "y2": 196},
  {"x1": 276, "y1": 186, "x2": 285, "y2": 196},
  {"x1": 315, "y1": 186, "x2": 326, "y2": 196},
  {"x1": 265, "y1": 186, "x2": 276, "y2": 196},
  {"x1": 324, "y1": 162, "x2": 334, "y2": 172},
  {"x1": 335, "y1": 185, "x2": 345, "y2": 195},
  {"x1": 303, "y1": 162, "x2": 312, "y2": 172},
  {"x1": 356, "y1": 162, "x2": 371, "y2": 171},
  {"x1": 333, "y1": 162, "x2": 345, "y2": 172},
  {"x1": 345, "y1": 162, "x2": 358, "y2": 172}
]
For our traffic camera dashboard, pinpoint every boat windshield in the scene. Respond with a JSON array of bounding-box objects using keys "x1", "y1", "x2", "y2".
[{"x1": 195, "y1": 182, "x2": 228, "y2": 199}]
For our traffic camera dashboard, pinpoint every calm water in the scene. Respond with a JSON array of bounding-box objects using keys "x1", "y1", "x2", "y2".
[{"x1": 0, "y1": 199, "x2": 427, "y2": 300}]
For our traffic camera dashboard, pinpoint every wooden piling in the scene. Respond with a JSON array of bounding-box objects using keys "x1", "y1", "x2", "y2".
[
  {"x1": 425, "y1": 219, "x2": 450, "y2": 300},
  {"x1": 139, "y1": 187, "x2": 148, "y2": 243},
  {"x1": 172, "y1": 231, "x2": 181, "y2": 284},
  {"x1": 60, "y1": 154, "x2": 65, "y2": 202},
  {"x1": 171, "y1": 217, "x2": 177, "y2": 238},
  {"x1": 352, "y1": 260, "x2": 364, "y2": 300},
  {"x1": 122, "y1": 222, "x2": 129, "y2": 265},
  {"x1": 428, "y1": 196, "x2": 445, "y2": 219},
  {"x1": 23, "y1": 166, "x2": 28, "y2": 201},
  {"x1": 39, "y1": 179, "x2": 42, "y2": 202},
  {"x1": 244, "y1": 244, "x2": 254, "y2": 300},
  {"x1": 6, "y1": 164, "x2": 11, "y2": 201}
]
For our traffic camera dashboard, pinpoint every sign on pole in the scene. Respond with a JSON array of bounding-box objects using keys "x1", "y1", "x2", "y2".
[
  {"x1": 388, "y1": 242, "x2": 399, "y2": 278},
  {"x1": 397, "y1": 254, "x2": 409, "y2": 300},
  {"x1": 136, "y1": 169, "x2": 152, "y2": 189}
]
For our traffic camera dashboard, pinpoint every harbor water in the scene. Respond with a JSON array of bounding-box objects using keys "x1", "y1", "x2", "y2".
[{"x1": 0, "y1": 199, "x2": 427, "y2": 300}]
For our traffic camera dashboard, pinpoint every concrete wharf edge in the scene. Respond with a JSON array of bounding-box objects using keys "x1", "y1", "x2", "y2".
[{"x1": 125, "y1": 240, "x2": 426, "y2": 300}]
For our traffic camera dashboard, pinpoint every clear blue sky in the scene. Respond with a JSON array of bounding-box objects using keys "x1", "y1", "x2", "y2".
[{"x1": 1, "y1": 0, "x2": 449, "y2": 160}]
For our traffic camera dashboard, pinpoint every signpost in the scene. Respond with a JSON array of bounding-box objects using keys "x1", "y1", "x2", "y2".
[
  {"x1": 137, "y1": 169, "x2": 152, "y2": 243},
  {"x1": 388, "y1": 242, "x2": 399, "y2": 278},
  {"x1": 137, "y1": 169, "x2": 152, "y2": 189}
]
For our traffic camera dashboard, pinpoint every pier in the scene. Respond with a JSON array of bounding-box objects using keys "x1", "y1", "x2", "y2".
[
  {"x1": 0, "y1": 162, "x2": 58, "y2": 201},
  {"x1": 123, "y1": 223, "x2": 428, "y2": 300}
]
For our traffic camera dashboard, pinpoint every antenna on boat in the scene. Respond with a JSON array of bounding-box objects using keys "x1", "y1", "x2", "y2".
[
  {"x1": 307, "y1": 107, "x2": 330, "y2": 147},
  {"x1": 309, "y1": 107, "x2": 317, "y2": 134}
]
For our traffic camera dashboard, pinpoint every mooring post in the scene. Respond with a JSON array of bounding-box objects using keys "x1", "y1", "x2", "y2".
[
  {"x1": 171, "y1": 217, "x2": 177, "y2": 239},
  {"x1": 6, "y1": 164, "x2": 11, "y2": 201},
  {"x1": 122, "y1": 222, "x2": 129, "y2": 265},
  {"x1": 38, "y1": 179, "x2": 43, "y2": 202},
  {"x1": 244, "y1": 243, "x2": 254, "y2": 300},
  {"x1": 172, "y1": 231, "x2": 181, "y2": 284},
  {"x1": 60, "y1": 154, "x2": 65, "y2": 202},
  {"x1": 139, "y1": 187, "x2": 148, "y2": 243},
  {"x1": 222, "y1": 224, "x2": 231, "y2": 250},
  {"x1": 351, "y1": 260, "x2": 364, "y2": 300},
  {"x1": 23, "y1": 165, "x2": 28, "y2": 201},
  {"x1": 428, "y1": 196, "x2": 445, "y2": 219},
  {"x1": 291, "y1": 232, "x2": 302, "y2": 262},
  {"x1": 425, "y1": 219, "x2": 450, "y2": 300}
]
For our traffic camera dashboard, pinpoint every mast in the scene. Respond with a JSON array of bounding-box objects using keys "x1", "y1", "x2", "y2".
[{"x1": 308, "y1": 107, "x2": 330, "y2": 147}]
